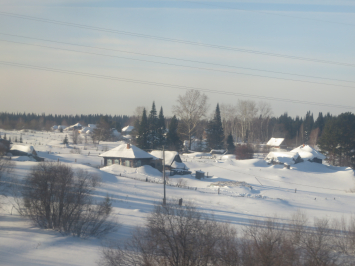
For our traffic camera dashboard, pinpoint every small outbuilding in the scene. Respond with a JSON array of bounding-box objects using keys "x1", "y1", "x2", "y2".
[
  {"x1": 99, "y1": 143, "x2": 154, "y2": 168},
  {"x1": 266, "y1": 138, "x2": 286, "y2": 149},
  {"x1": 150, "y1": 150, "x2": 188, "y2": 171}
]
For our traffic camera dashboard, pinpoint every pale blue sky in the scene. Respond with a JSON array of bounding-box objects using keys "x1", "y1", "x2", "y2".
[{"x1": 1, "y1": 0, "x2": 354, "y2": 118}]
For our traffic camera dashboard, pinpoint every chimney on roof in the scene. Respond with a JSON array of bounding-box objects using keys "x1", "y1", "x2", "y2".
[{"x1": 127, "y1": 143, "x2": 130, "y2": 149}]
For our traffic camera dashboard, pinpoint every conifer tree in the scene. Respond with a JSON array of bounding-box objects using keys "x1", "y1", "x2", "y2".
[
  {"x1": 3, "y1": 134, "x2": 6, "y2": 140},
  {"x1": 226, "y1": 133, "x2": 235, "y2": 154},
  {"x1": 20, "y1": 134, "x2": 23, "y2": 143},
  {"x1": 63, "y1": 135, "x2": 69, "y2": 145},
  {"x1": 137, "y1": 108, "x2": 149, "y2": 149},
  {"x1": 8, "y1": 137, "x2": 11, "y2": 143},
  {"x1": 148, "y1": 102, "x2": 158, "y2": 149},
  {"x1": 15, "y1": 136, "x2": 18, "y2": 143},
  {"x1": 314, "y1": 112, "x2": 325, "y2": 137},
  {"x1": 157, "y1": 107, "x2": 166, "y2": 148},
  {"x1": 206, "y1": 104, "x2": 224, "y2": 150},
  {"x1": 166, "y1": 115, "x2": 182, "y2": 151}
]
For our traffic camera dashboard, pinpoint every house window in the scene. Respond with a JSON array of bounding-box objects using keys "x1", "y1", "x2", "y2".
[
  {"x1": 136, "y1": 160, "x2": 141, "y2": 167},
  {"x1": 107, "y1": 159, "x2": 112, "y2": 166},
  {"x1": 114, "y1": 159, "x2": 119, "y2": 164},
  {"x1": 125, "y1": 160, "x2": 131, "y2": 167}
]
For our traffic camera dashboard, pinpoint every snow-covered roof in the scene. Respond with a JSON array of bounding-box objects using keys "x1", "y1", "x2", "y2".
[
  {"x1": 291, "y1": 145, "x2": 326, "y2": 160},
  {"x1": 150, "y1": 150, "x2": 188, "y2": 169},
  {"x1": 99, "y1": 144, "x2": 153, "y2": 159},
  {"x1": 171, "y1": 161, "x2": 188, "y2": 170},
  {"x1": 64, "y1": 123, "x2": 82, "y2": 131},
  {"x1": 150, "y1": 150, "x2": 178, "y2": 165},
  {"x1": 88, "y1": 124, "x2": 96, "y2": 128},
  {"x1": 112, "y1": 129, "x2": 121, "y2": 137},
  {"x1": 265, "y1": 151, "x2": 300, "y2": 165},
  {"x1": 10, "y1": 145, "x2": 35, "y2": 155},
  {"x1": 122, "y1": 125, "x2": 134, "y2": 132},
  {"x1": 266, "y1": 138, "x2": 285, "y2": 147}
]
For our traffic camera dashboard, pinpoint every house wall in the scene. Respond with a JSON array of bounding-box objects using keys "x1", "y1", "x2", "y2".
[{"x1": 103, "y1": 157, "x2": 152, "y2": 168}]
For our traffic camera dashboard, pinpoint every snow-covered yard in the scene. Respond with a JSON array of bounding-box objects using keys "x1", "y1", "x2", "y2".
[{"x1": 1, "y1": 129, "x2": 355, "y2": 265}]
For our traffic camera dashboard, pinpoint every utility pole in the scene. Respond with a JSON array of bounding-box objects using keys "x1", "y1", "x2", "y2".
[{"x1": 163, "y1": 145, "x2": 166, "y2": 205}]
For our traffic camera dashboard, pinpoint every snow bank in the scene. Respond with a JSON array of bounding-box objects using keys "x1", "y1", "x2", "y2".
[
  {"x1": 183, "y1": 152, "x2": 212, "y2": 158},
  {"x1": 101, "y1": 164, "x2": 162, "y2": 178},
  {"x1": 136, "y1": 165, "x2": 162, "y2": 177},
  {"x1": 265, "y1": 151, "x2": 300, "y2": 165}
]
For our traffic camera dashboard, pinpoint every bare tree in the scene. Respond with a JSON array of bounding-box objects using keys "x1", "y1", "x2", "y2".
[
  {"x1": 173, "y1": 89, "x2": 209, "y2": 150},
  {"x1": 19, "y1": 162, "x2": 116, "y2": 238},
  {"x1": 100, "y1": 201, "x2": 237, "y2": 266},
  {"x1": 236, "y1": 100, "x2": 258, "y2": 143},
  {"x1": 71, "y1": 129, "x2": 79, "y2": 144},
  {"x1": 258, "y1": 101, "x2": 272, "y2": 142}
]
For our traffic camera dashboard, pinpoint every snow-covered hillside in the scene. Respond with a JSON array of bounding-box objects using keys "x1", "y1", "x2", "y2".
[{"x1": 1, "y1": 129, "x2": 355, "y2": 265}]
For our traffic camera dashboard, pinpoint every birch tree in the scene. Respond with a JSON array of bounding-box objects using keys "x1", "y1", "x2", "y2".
[{"x1": 172, "y1": 90, "x2": 209, "y2": 150}]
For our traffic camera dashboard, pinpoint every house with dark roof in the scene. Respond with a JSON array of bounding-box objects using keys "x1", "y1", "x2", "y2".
[{"x1": 99, "y1": 143, "x2": 154, "y2": 168}]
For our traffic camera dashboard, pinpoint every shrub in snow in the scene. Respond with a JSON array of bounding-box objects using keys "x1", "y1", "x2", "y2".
[
  {"x1": 18, "y1": 162, "x2": 116, "y2": 238},
  {"x1": 100, "y1": 202, "x2": 238, "y2": 266},
  {"x1": 235, "y1": 144, "x2": 254, "y2": 160}
]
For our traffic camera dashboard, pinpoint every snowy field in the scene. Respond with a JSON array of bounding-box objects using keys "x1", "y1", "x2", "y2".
[{"x1": 1, "y1": 129, "x2": 355, "y2": 265}]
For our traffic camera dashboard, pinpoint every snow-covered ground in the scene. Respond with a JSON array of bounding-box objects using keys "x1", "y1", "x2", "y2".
[{"x1": 1, "y1": 129, "x2": 355, "y2": 265}]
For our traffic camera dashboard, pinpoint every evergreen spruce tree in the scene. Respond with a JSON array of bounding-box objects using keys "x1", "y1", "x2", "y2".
[
  {"x1": 8, "y1": 137, "x2": 11, "y2": 143},
  {"x1": 148, "y1": 102, "x2": 158, "y2": 149},
  {"x1": 157, "y1": 107, "x2": 166, "y2": 148},
  {"x1": 206, "y1": 104, "x2": 224, "y2": 150},
  {"x1": 136, "y1": 108, "x2": 149, "y2": 149},
  {"x1": 226, "y1": 133, "x2": 235, "y2": 154},
  {"x1": 4, "y1": 134, "x2": 6, "y2": 140},
  {"x1": 15, "y1": 136, "x2": 18, "y2": 142},
  {"x1": 20, "y1": 134, "x2": 23, "y2": 143},
  {"x1": 63, "y1": 135, "x2": 69, "y2": 145},
  {"x1": 303, "y1": 111, "x2": 314, "y2": 144},
  {"x1": 314, "y1": 112, "x2": 325, "y2": 137},
  {"x1": 166, "y1": 115, "x2": 182, "y2": 151}
]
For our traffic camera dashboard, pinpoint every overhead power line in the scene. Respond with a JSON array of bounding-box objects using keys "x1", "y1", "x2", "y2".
[
  {"x1": 3, "y1": 39, "x2": 354, "y2": 89},
  {"x1": 179, "y1": 0, "x2": 355, "y2": 27},
  {"x1": 1, "y1": 60, "x2": 354, "y2": 110},
  {"x1": 1, "y1": 32, "x2": 354, "y2": 84},
  {"x1": 0, "y1": 11, "x2": 354, "y2": 67}
]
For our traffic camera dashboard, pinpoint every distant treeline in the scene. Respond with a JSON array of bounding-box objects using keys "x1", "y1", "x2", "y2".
[
  {"x1": 0, "y1": 110, "x2": 334, "y2": 145},
  {"x1": 0, "y1": 112, "x2": 131, "y2": 131}
]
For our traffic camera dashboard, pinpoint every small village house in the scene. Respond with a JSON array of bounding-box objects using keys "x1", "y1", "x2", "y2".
[{"x1": 99, "y1": 143, "x2": 154, "y2": 168}]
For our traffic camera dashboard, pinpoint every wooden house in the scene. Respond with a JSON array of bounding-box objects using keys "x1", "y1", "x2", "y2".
[
  {"x1": 150, "y1": 150, "x2": 188, "y2": 170},
  {"x1": 99, "y1": 143, "x2": 154, "y2": 168}
]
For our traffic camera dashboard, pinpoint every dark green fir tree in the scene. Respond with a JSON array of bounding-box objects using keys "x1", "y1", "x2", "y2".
[
  {"x1": 166, "y1": 115, "x2": 182, "y2": 151},
  {"x1": 226, "y1": 133, "x2": 235, "y2": 154},
  {"x1": 148, "y1": 102, "x2": 158, "y2": 149},
  {"x1": 136, "y1": 108, "x2": 149, "y2": 149},
  {"x1": 206, "y1": 103, "x2": 224, "y2": 150},
  {"x1": 157, "y1": 107, "x2": 166, "y2": 148},
  {"x1": 63, "y1": 135, "x2": 69, "y2": 145}
]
